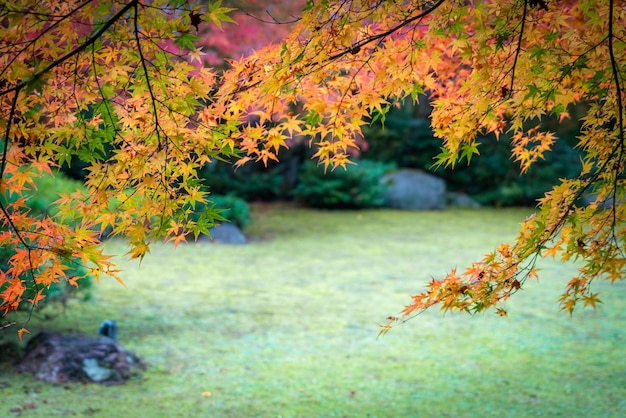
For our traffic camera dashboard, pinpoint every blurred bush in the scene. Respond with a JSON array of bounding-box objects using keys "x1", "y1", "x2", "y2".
[
  {"x1": 207, "y1": 194, "x2": 251, "y2": 229},
  {"x1": 22, "y1": 170, "x2": 87, "y2": 216},
  {"x1": 187, "y1": 193, "x2": 251, "y2": 230},
  {"x1": 0, "y1": 171, "x2": 93, "y2": 310},
  {"x1": 294, "y1": 159, "x2": 396, "y2": 209},
  {"x1": 439, "y1": 137, "x2": 581, "y2": 206},
  {"x1": 200, "y1": 161, "x2": 285, "y2": 201}
]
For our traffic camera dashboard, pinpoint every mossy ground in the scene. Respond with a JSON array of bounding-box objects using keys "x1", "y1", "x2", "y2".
[{"x1": 2, "y1": 204, "x2": 625, "y2": 417}]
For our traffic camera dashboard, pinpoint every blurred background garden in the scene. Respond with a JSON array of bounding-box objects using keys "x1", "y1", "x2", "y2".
[{"x1": 2, "y1": 1, "x2": 626, "y2": 417}]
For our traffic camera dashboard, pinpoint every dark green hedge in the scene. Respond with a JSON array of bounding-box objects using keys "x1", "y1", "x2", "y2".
[
  {"x1": 293, "y1": 159, "x2": 396, "y2": 209},
  {"x1": 361, "y1": 98, "x2": 584, "y2": 206}
]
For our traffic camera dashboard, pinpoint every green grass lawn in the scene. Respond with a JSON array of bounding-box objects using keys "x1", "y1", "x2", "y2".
[{"x1": 2, "y1": 204, "x2": 626, "y2": 417}]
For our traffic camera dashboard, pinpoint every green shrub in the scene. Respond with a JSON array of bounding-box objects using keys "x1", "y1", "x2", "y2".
[
  {"x1": 361, "y1": 104, "x2": 440, "y2": 170},
  {"x1": 208, "y1": 194, "x2": 251, "y2": 228},
  {"x1": 188, "y1": 194, "x2": 251, "y2": 230},
  {"x1": 294, "y1": 159, "x2": 396, "y2": 209},
  {"x1": 0, "y1": 171, "x2": 93, "y2": 310}
]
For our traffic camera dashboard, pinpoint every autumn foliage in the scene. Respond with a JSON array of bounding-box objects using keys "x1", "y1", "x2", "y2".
[{"x1": 1, "y1": 0, "x2": 625, "y2": 335}]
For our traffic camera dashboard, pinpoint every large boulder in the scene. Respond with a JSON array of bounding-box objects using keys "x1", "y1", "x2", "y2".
[
  {"x1": 381, "y1": 169, "x2": 446, "y2": 210},
  {"x1": 16, "y1": 332, "x2": 145, "y2": 385}
]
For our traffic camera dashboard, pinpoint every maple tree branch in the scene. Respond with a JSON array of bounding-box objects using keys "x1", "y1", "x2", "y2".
[
  {"x1": 607, "y1": 0, "x2": 624, "y2": 151},
  {"x1": 0, "y1": 202, "x2": 29, "y2": 248},
  {"x1": 24, "y1": 245, "x2": 41, "y2": 327},
  {"x1": 0, "y1": 0, "x2": 138, "y2": 98},
  {"x1": 0, "y1": 321, "x2": 17, "y2": 330},
  {"x1": 543, "y1": 150, "x2": 621, "y2": 245},
  {"x1": 132, "y1": 2, "x2": 179, "y2": 237},
  {"x1": 607, "y1": 0, "x2": 625, "y2": 251},
  {"x1": 0, "y1": 88, "x2": 19, "y2": 182},
  {"x1": 508, "y1": 0, "x2": 625, "y2": 245},
  {"x1": 133, "y1": 2, "x2": 164, "y2": 151},
  {"x1": 0, "y1": 89, "x2": 34, "y2": 303},
  {"x1": 329, "y1": 40, "x2": 385, "y2": 130},
  {"x1": 508, "y1": 0, "x2": 528, "y2": 97},
  {"x1": 0, "y1": 3, "x2": 87, "y2": 19},
  {"x1": 132, "y1": 12, "x2": 162, "y2": 160},
  {"x1": 393, "y1": 0, "x2": 626, "y2": 324}
]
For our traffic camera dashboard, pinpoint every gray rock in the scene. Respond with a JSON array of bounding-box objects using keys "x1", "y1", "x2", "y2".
[
  {"x1": 198, "y1": 223, "x2": 247, "y2": 244},
  {"x1": 446, "y1": 192, "x2": 481, "y2": 208},
  {"x1": 381, "y1": 169, "x2": 446, "y2": 210},
  {"x1": 16, "y1": 332, "x2": 145, "y2": 385}
]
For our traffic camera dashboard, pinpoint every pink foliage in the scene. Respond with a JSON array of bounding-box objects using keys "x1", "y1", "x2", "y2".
[{"x1": 198, "y1": 0, "x2": 305, "y2": 66}]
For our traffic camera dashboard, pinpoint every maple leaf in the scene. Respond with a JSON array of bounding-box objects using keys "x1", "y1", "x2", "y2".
[
  {"x1": 583, "y1": 293, "x2": 603, "y2": 309},
  {"x1": 188, "y1": 48, "x2": 206, "y2": 64},
  {"x1": 17, "y1": 328, "x2": 31, "y2": 342},
  {"x1": 204, "y1": 1, "x2": 236, "y2": 30},
  {"x1": 280, "y1": 116, "x2": 303, "y2": 137},
  {"x1": 28, "y1": 290, "x2": 47, "y2": 306}
]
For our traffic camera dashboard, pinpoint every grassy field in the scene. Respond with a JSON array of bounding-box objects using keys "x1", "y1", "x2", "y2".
[{"x1": 1, "y1": 204, "x2": 626, "y2": 417}]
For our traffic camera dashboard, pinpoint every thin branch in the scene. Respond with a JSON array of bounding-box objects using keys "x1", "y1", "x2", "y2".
[
  {"x1": 133, "y1": 2, "x2": 162, "y2": 148},
  {"x1": 0, "y1": 88, "x2": 19, "y2": 182},
  {"x1": 508, "y1": 0, "x2": 528, "y2": 96},
  {"x1": 607, "y1": 0, "x2": 624, "y2": 149},
  {"x1": 326, "y1": 0, "x2": 447, "y2": 62},
  {"x1": 0, "y1": 200, "x2": 29, "y2": 248},
  {"x1": 607, "y1": 0, "x2": 625, "y2": 248},
  {"x1": 133, "y1": 2, "x2": 175, "y2": 238}
]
